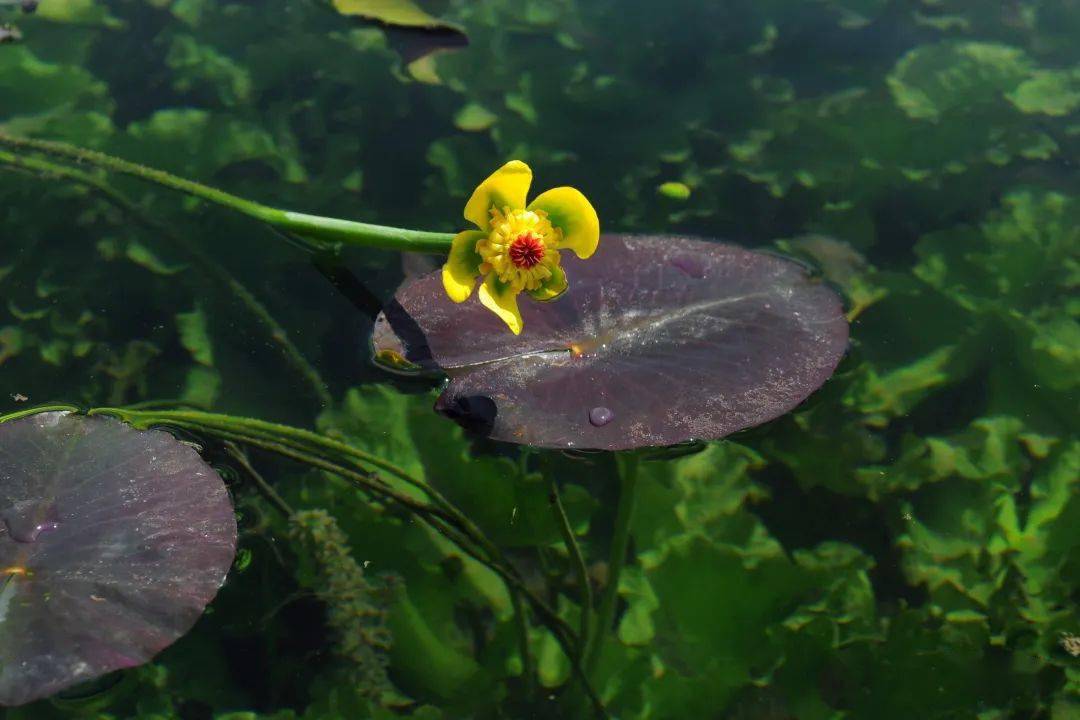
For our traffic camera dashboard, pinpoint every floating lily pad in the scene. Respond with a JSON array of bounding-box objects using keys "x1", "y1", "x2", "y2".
[
  {"x1": 373, "y1": 235, "x2": 849, "y2": 450},
  {"x1": 0, "y1": 412, "x2": 236, "y2": 706}
]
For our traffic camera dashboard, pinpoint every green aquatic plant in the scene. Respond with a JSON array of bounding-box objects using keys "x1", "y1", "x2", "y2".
[
  {"x1": 0, "y1": 134, "x2": 851, "y2": 720},
  {"x1": 289, "y1": 509, "x2": 399, "y2": 705},
  {"x1": 1, "y1": 1, "x2": 1077, "y2": 718}
]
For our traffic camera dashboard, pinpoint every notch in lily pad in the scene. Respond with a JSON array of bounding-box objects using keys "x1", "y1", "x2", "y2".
[
  {"x1": 0, "y1": 411, "x2": 237, "y2": 706},
  {"x1": 373, "y1": 234, "x2": 850, "y2": 450}
]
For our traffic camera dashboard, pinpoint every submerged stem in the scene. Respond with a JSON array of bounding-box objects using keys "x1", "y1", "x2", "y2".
[
  {"x1": 511, "y1": 589, "x2": 536, "y2": 697},
  {"x1": 224, "y1": 442, "x2": 295, "y2": 517},
  {"x1": 585, "y1": 453, "x2": 639, "y2": 678},
  {"x1": 0, "y1": 134, "x2": 456, "y2": 254},
  {"x1": 550, "y1": 479, "x2": 593, "y2": 663}
]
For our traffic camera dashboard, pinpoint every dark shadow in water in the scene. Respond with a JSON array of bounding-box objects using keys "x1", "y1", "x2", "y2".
[
  {"x1": 383, "y1": 25, "x2": 469, "y2": 64},
  {"x1": 379, "y1": 297, "x2": 435, "y2": 368},
  {"x1": 310, "y1": 253, "x2": 443, "y2": 394},
  {"x1": 751, "y1": 463, "x2": 929, "y2": 610},
  {"x1": 310, "y1": 253, "x2": 384, "y2": 321},
  {"x1": 434, "y1": 394, "x2": 498, "y2": 438}
]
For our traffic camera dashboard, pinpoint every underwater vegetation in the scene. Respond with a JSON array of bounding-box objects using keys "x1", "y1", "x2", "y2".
[{"x1": 0, "y1": 0, "x2": 1077, "y2": 719}]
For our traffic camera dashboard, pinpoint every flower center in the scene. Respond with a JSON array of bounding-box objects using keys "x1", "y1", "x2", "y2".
[
  {"x1": 508, "y1": 233, "x2": 545, "y2": 269},
  {"x1": 476, "y1": 207, "x2": 561, "y2": 293}
]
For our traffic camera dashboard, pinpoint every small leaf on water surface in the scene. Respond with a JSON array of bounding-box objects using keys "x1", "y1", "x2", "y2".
[
  {"x1": 0, "y1": 411, "x2": 237, "y2": 706},
  {"x1": 374, "y1": 235, "x2": 849, "y2": 450},
  {"x1": 657, "y1": 182, "x2": 692, "y2": 201}
]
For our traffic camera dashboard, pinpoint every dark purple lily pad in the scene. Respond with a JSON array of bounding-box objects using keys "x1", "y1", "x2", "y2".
[
  {"x1": 373, "y1": 234, "x2": 849, "y2": 451},
  {"x1": 0, "y1": 412, "x2": 236, "y2": 706}
]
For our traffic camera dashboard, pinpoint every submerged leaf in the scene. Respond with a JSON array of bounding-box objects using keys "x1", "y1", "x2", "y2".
[
  {"x1": 181, "y1": 365, "x2": 220, "y2": 407},
  {"x1": 657, "y1": 181, "x2": 692, "y2": 200},
  {"x1": 33, "y1": 0, "x2": 121, "y2": 28},
  {"x1": 0, "y1": 411, "x2": 236, "y2": 706},
  {"x1": 126, "y1": 241, "x2": 186, "y2": 276},
  {"x1": 319, "y1": 385, "x2": 596, "y2": 547},
  {"x1": 0, "y1": 326, "x2": 22, "y2": 365},
  {"x1": 453, "y1": 102, "x2": 498, "y2": 132},
  {"x1": 1006, "y1": 69, "x2": 1080, "y2": 116},
  {"x1": 331, "y1": 0, "x2": 467, "y2": 64},
  {"x1": 176, "y1": 305, "x2": 214, "y2": 367},
  {"x1": 333, "y1": 0, "x2": 453, "y2": 29},
  {"x1": 888, "y1": 42, "x2": 1033, "y2": 121},
  {"x1": 374, "y1": 235, "x2": 848, "y2": 449},
  {"x1": 165, "y1": 34, "x2": 253, "y2": 106}
]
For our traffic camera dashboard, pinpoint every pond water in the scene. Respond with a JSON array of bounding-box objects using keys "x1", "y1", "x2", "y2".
[{"x1": 0, "y1": 1, "x2": 1077, "y2": 719}]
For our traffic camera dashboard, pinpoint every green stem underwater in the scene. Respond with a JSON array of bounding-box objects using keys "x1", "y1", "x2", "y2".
[
  {"x1": 511, "y1": 589, "x2": 536, "y2": 697},
  {"x1": 585, "y1": 453, "x2": 639, "y2": 679},
  {"x1": 0, "y1": 134, "x2": 456, "y2": 254},
  {"x1": 224, "y1": 443, "x2": 296, "y2": 518},
  {"x1": 551, "y1": 478, "x2": 593, "y2": 663}
]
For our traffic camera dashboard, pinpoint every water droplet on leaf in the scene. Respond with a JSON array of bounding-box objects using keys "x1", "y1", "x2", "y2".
[
  {"x1": 2, "y1": 503, "x2": 58, "y2": 543},
  {"x1": 588, "y1": 407, "x2": 615, "y2": 427}
]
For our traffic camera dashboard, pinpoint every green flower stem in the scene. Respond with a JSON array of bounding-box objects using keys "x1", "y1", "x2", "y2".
[
  {"x1": 0, "y1": 148, "x2": 333, "y2": 407},
  {"x1": 0, "y1": 134, "x2": 456, "y2": 254},
  {"x1": 551, "y1": 478, "x2": 593, "y2": 663},
  {"x1": 585, "y1": 452, "x2": 640, "y2": 679},
  {"x1": 277, "y1": 211, "x2": 456, "y2": 253}
]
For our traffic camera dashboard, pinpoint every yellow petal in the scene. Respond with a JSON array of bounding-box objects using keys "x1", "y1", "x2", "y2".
[
  {"x1": 527, "y1": 265, "x2": 568, "y2": 302},
  {"x1": 464, "y1": 160, "x2": 532, "y2": 231},
  {"x1": 441, "y1": 230, "x2": 485, "y2": 303},
  {"x1": 528, "y1": 186, "x2": 600, "y2": 259},
  {"x1": 478, "y1": 275, "x2": 524, "y2": 335}
]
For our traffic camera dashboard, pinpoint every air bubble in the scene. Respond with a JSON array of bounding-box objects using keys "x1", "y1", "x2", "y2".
[
  {"x1": 588, "y1": 407, "x2": 615, "y2": 427},
  {"x1": 2, "y1": 504, "x2": 59, "y2": 543}
]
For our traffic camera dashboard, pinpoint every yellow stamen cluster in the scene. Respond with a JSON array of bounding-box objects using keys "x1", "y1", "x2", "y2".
[{"x1": 476, "y1": 207, "x2": 562, "y2": 293}]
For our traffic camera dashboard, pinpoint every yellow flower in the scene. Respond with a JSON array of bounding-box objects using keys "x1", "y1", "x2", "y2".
[{"x1": 441, "y1": 160, "x2": 600, "y2": 334}]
